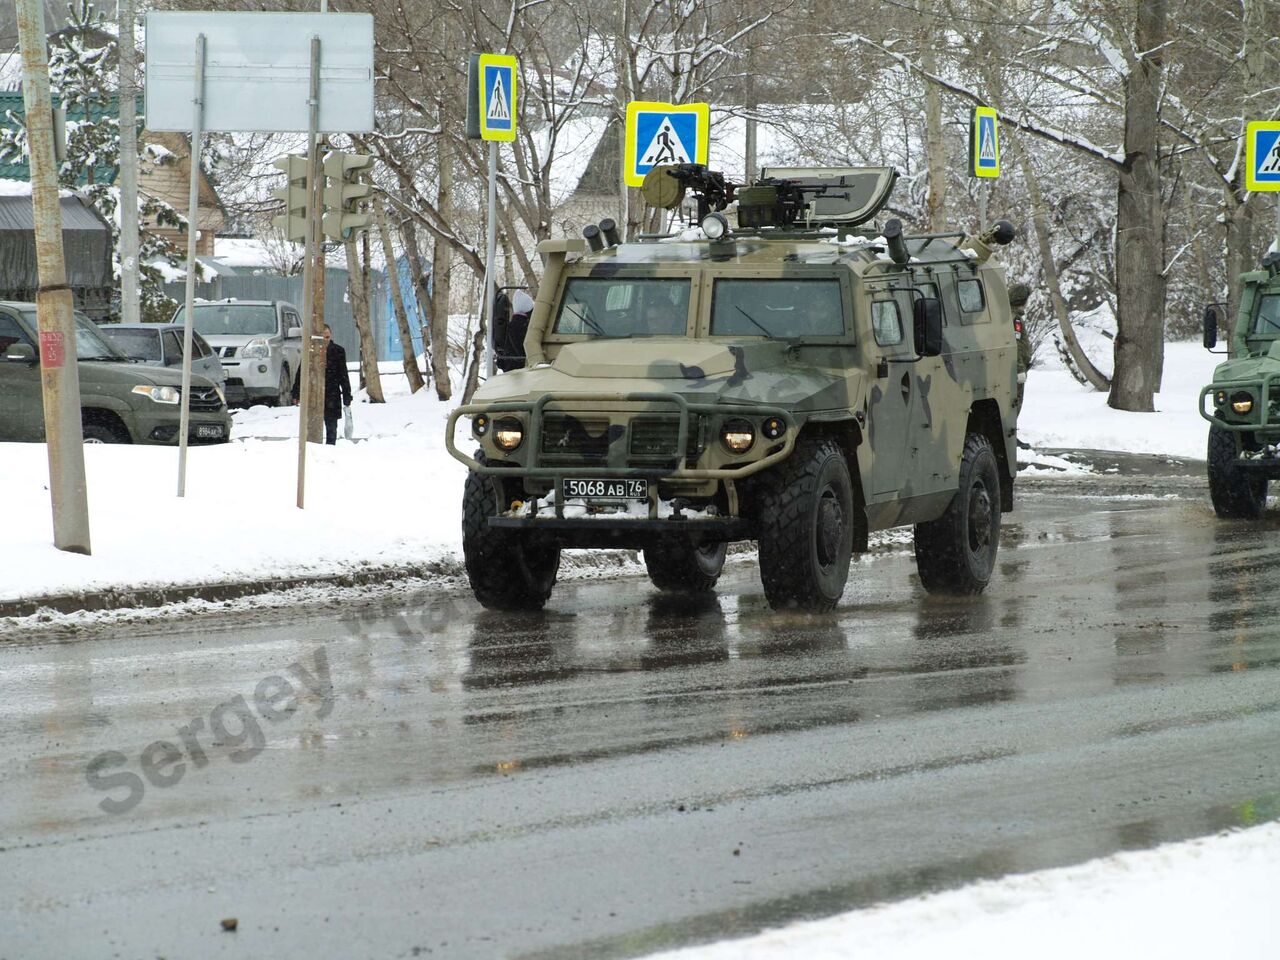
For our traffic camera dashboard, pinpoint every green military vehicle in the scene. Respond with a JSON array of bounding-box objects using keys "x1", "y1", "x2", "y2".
[
  {"x1": 1200, "y1": 250, "x2": 1280, "y2": 518},
  {"x1": 446, "y1": 165, "x2": 1020, "y2": 611}
]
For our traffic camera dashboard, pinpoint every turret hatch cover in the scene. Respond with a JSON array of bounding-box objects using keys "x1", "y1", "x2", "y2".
[{"x1": 758, "y1": 166, "x2": 898, "y2": 226}]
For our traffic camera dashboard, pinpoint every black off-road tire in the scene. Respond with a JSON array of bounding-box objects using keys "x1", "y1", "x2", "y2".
[
  {"x1": 914, "y1": 433, "x2": 1001, "y2": 595},
  {"x1": 462, "y1": 459, "x2": 560, "y2": 610},
  {"x1": 644, "y1": 539, "x2": 727, "y2": 593},
  {"x1": 82, "y1": 419, "x2": 130, "y2": 444},
  {"x1": 1207, "y1": 426, "x2": 1267, "y2": 519},
  {"x1": 756, "y1": 439, "x2": 855, "y2": 611}
]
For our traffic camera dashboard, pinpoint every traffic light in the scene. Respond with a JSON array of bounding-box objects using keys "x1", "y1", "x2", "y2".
[
  {"x1": 271, "y1": 154, "x2": 309, "y2": 242},
  {"x1": 322, "y1": 152, "x2": 374, "y2": 241}
]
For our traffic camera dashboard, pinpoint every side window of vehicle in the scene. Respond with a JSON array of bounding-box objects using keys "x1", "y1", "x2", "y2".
[
  {"x1": 0, "y1": 312, "x2": 34, "y2": 355},
  {"x1": 871, "y1": 300, "x2": 903, "y2": 346},
  {"x1": 284, "y1": 312, "x2": 299, "y2": 335},
  {"x1": 194, "y1": 334, "x2": 212, "y2": 359},
  {"x1": 958, "y1": 279, "x2": 987, "y2": 320},
  {"x1": 163, "y1": 331, "x2": 184, "y2": 363}
]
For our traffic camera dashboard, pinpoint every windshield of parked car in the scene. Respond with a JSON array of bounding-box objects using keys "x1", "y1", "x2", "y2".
[
  {"x1": 179, "y1": 304, "x2": 278, "y2": 337},
  {"x1": 554, "y1": 278, "x2": 691, "y2": 337},
  {"x1": 711, "y1": 279, "x2": 846, "y2": 338},
  {"x1": 1251, "y1": 293, "x2": 1280, "y2": 336},
  {"x1": 18, "y1": 310, "x2": 126, "y2": 360},
  {"x1": 99, "y1": 327, "x2": 161, "y2": 361}
]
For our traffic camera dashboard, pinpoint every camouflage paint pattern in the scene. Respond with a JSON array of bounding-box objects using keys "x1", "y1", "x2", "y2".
[{"x1": 445, "y1": 227, "x2": 1019, "y2": 538}]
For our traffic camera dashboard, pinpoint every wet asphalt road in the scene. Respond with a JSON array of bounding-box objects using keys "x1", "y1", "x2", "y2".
[{"x1": 3, "y1": 474, "x2": 1280, "y2": 959}]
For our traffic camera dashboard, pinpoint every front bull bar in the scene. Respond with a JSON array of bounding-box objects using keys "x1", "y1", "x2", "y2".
[
  {"x1": 1199, "y1": 373, "x2": 1280, "y2": 432},
  {"x1": 444, "y1": 391, "x2": 798, "y2": 482}
]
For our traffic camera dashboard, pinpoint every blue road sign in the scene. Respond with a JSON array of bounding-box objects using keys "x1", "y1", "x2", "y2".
[
  {"x1": 478, "y1": 53, "x2": 517, "y2": 142},
  {"x1": 624, "y1": 101, "x2": 709, "y2": 187},
  {"x1": 1246, "y1": 122, "x2": 1280, "y2": 192}
]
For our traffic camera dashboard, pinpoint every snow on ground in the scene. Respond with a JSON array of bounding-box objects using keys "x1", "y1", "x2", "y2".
[
  {"x1": 2, "y1": 365, "x2": 470, "y2": 605},
  {"x1": 645, "y1": 822, "x2": 1280, "y2": 960},
  {"x1": 1020, "y1": 319, "x2": 1219, "y2": 461}
]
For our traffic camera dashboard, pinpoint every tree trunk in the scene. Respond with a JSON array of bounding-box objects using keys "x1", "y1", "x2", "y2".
[
  {"x1": 343, "y1": 233, "x2": 384, "y2": 403},
  {"x1": 400, "y1": 215, "x2": 449, "y2": 401},
  {"x1": 920, "y1": 5, "x2": 947, "y2": 231},
  {"x1": 429, "y1": 137, "x2": 454, "y2": 400},
  {"x1": 1108, "y1": 0, "x2": 1167, "y2": 413},
  {"x1": 375, "y1": 198, "x2": 425, "y2": 393},
  {"x1": 1019, "y1": 145, "x2": 1110, "y2": 391}
]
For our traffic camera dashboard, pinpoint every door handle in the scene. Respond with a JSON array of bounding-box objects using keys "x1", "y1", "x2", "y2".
[{"x1": 900, "y1": 372, "x2": 911, "y2": 402}]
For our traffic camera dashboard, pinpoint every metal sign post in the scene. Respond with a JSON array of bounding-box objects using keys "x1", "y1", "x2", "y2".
[
  {"x1": 467, "y1": 52, "x2": 517, "y2": 379},
  {"x1": 15, "y1": 0, "x2": 91, "y2": 554},
  {"x1": 176, "y1": 34, "x2": 206, "y2": 498},
  {"x1": 297, "y1": 37, "x2": 322, "y2": 509}
]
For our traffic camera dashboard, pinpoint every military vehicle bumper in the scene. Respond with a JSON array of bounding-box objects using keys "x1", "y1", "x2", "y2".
[
  {"x1": 1199, "y1": 375, "x2": 1280, "y2": 433},
  {"x1": 445, "y1": 392, "x2": 797, "y2": 482}
]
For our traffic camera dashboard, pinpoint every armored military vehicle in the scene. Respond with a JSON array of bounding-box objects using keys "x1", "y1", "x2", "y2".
[
  {"x1": 446, "y1": 164, "x2": 1020, "y2": 611},
  {"x1": 1200, "y1": 251, "x2": 1280, "y2": 518}
]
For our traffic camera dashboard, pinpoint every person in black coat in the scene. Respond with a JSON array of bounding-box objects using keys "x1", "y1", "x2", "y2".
[{"x1": 322, "y1": 324, "x2": 352, "y2": 444}]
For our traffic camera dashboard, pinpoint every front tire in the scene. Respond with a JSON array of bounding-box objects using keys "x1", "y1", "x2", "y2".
[
  {"x1": 1208, "y1": 426, "x2": 1266, "y2": 519},
  {"x1": 644, "y1": 539, "x2": 727, "y2": 593},
  {"x1": 82, "y1": 419, "x2": 129, "y2": 444},
  {"x1": 756, "y1": 439, "x2": 854, "y2": 611},
  {"x1": 915, "y1": 433, "x2": 1001, "y2": 595},
  {"x1": 462, "y1": 461, "x2": 560, "y2": 610}
]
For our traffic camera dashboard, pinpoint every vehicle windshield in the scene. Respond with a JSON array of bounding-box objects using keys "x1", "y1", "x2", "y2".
[
  {"x1": 711, "y1": 279, "x2": 846, "y2": 338},
  {"x1": 98, "y1": 327, "x2": 161, "y2": 361},
  {"x1": 19, "y1": 310, "x2": 126, "y2": 360},
  {"x1": 1250, "y1": 293, "x2": 1280, "y2": 336},
  {"x1": 178, "y1": 304, "x2": 278, "y2": 337},
  {"x1": 554, "y1": 278, "x2": 691, "y2": 337}
]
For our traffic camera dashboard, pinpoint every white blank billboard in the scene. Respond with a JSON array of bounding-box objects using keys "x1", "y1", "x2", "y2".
[{"x1": 145, "y1": 12, "x2": 374, "y2": 134}]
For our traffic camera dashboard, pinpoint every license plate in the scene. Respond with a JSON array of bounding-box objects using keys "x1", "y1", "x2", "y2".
[
  {"x1": 563, "y1": 477, "x2": 648, "y2": 500},
  {"x1": 195, "y1": 424, "x2": 223, "y2": 439}
]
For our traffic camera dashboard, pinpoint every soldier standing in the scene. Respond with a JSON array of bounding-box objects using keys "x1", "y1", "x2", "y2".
[{"x1": 1008, "y1": 283, "x2": 1032, "y2": 411}]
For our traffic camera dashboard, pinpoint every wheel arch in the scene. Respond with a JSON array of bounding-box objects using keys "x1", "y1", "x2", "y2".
[
  {"x1": 797, "y1": 418, "x2": 869, "y2": 552},
  {"x1": 966, "y1": 400, "x2": 1014, "y2": 512},
  {"x1": 81, "y1": 406, "x2": 133, "y2": 442}
]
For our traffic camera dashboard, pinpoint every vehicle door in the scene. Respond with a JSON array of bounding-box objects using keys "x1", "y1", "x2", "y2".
[
  {"x1": 0, "y1": 310, "x2": 42, "y2": 441},
  {"x1": 193, "y1": 333, "x2": 225, "y2": 385},
  {"x1": 864, "y1": 284, "x2": 918, "y2": 499},
  {"x1": 909, "y1": 276, "x2": 962, "y2": 495},
  {"x1": 281, "y1": 307, "x2": 302, "y2": 372}
]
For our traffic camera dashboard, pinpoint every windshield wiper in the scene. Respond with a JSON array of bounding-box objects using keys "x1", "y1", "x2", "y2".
[
  {"x1": 735, "y1": 305, "x2": 776, "y2": 338},
  {"x1": 81, "y1": 354, "x2": 130, "y2": 361},
  {"x1": 568, "y1": 307, "x2": 607, "y2": 337}
]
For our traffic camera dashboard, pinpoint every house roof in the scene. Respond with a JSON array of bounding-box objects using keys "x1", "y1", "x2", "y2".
[
  {"x1": 0, "y1": 192, "x2": 110, "y2": 232},
  {"x1": 0, "y1": 89, "x2": 133, "y2": 184}
]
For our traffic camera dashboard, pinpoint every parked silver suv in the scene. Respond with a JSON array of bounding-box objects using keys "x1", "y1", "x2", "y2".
[{"x1": 171, "y1": 299, "x2": 303, "y2": 407}]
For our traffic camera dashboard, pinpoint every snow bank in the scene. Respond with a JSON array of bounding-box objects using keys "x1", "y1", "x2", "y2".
[
  {"x1": 2, "y1": 368, "x2": 469, "y2": 605},
  {"x1": 1021, "y1": 341, "x2": 1219, "y2": 460},
  {"x1": 646, "y1": 822, "x2": 1280, "y2": 960}
]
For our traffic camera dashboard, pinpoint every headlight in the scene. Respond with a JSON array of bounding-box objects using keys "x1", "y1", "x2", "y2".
[
  {"x1": 131, "y1": 384, "x2": 180, "y2": 404},
  {"x1": 493, "y1": 418, "x2": 524, "y2": 451},
  {"x1": 761, "y1": 416, "x2": 786, "y2": 441},
  {"x1": 241, "y1": 338, "x2": 271, "y2": 359},
  {"x1": 721, "y1": 418, "x2": 755, "y2": 453},
  {"x1": 702, "y1": 212, "x2": 729, "y2": 240},
  {"x1": 1231, "y1": 392, "x2": 1253, "y2": 414},
  {"x1": 472, "y1": 414, "x2": 490, "y2": 438},
  {"x1": 214, "y1": 385, "x2": 226, "y2": 406},
  {"x1": 1215, "y1": 390, "x2": 1227, "y2": 406}
]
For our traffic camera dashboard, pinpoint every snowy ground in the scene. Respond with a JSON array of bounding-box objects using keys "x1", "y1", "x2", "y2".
[
  {"x1": 3, "y1": 336, "x2": 1223, "y2": 608},
  {"x1": 644, "y1": 822, "x2": 1280, "y2": 960}
]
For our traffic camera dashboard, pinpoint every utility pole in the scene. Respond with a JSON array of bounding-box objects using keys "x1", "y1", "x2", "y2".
[
  {"x1": 118, "y1": 0, "x2": 140, "y2": 325},
  {"x1": 16, "y1": 0, "x2": 91, "y2": 554}
]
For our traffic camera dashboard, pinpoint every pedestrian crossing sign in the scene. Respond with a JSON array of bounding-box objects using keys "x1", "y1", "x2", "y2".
[
  {"x1": 624, "y1": 101, "x2": 710, "y2": 188},
  {"x1": 1246, "y1": 121, "x2": 1280, "y2": 192},
  {"x1": 478, "y1": 53, "x2": 517, "y2": 142},
  {"x1": 970, "y1": 106, "x2": 1000, "y2": 179}
]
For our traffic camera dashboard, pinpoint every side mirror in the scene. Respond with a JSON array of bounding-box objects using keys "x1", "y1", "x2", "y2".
[
  {"x1": 1203, "y1": 304, "x2": 1223, "y2": 350},
  {"x1": 3, "y1": 342, "x2": 36, "y2": 364},
  {"x1": 913, "y1": 298, "x2": 944, "y2": 357},
  {"x1": 286, "y1": 326, "x2": 302, "y2": 339}
]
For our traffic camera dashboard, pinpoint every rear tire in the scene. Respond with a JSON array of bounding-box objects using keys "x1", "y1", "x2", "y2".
[
  {"x1": 1207, "y1": 426, "x2": 1266, "y2": 519},
  {"x1": 277, "y1": 366, "x2": 295, "y2": 407},
  {"x1": 914, "y1": 433, "x2": 1001, "y2": 595},
  {"x1": 644, "y1": 539, "x2": 727, "y2": 593},
  {"x1": 756, "y1": 439, "x2": 854, "y2": 611},
  {"x1": 462, "y1": 458, "x2": 560, "y2": 610}
]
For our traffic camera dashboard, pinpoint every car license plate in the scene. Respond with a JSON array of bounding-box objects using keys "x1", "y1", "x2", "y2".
[
  {"x1": 563, "y1": 477, "x2": 648, "y2": 500},
  {"x1": 195, "y1": 424, "x2": 223, "y2": 439}
]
